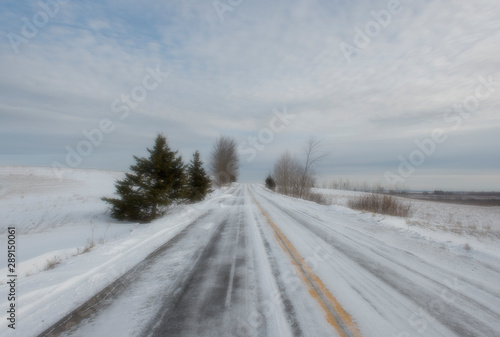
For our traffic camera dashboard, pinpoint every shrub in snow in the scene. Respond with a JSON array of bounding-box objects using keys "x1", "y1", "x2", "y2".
[
  {"x1": 265, "y1": 174, "x2": 276, "y2": 191},
  {"x1": 348, "y1": 193, "x2": 413, "y2": 217}
]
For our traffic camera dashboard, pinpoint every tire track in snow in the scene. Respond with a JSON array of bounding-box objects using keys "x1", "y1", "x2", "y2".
[
  {"x1": 249, "y1": 191, "x2": 362, "y2": 337},
  {"x1": 225, "y1": 218, "x2": 241, "y2": 308},
  {"x1": 36, "y1": 209, "x2": 215, "y2": 337},
  {"x1": 145, "y1": 187, "x2": 247, "y2": 336},
  {"x1": 146, "y1": 218, "x2": 230, "y2": 336},
  {"x1": 246, "y1": 194, "x2": 304, "y2": 337}
]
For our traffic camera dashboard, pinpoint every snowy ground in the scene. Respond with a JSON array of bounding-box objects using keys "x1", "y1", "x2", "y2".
[
  {"x1": 1, "y1": 167, "x2": 499, "y2": 336},
  {"x1": 0, "y1": 166, "x2": 232, "y2": 336},
  {"x1": 313, "y1": 187, "x2": 500, "y2": 256}
]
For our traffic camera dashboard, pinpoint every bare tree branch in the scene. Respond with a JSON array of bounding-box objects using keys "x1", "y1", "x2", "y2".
[{"x1": 299, "y1": 137, "x2": 327, "y2": 197}]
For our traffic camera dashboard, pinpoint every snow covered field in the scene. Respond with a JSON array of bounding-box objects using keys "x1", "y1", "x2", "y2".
[
  {"x1": 313, "y1": 187, "x2": 500, "y2": 256},
  {"x1": 1, "y1": 167, "x2": 499, "y2": 336}
]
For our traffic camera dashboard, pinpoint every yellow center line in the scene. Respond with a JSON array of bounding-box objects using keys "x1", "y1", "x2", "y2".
[{"x1": 250, "y1": 192, "x2": 362, "y2": 337}]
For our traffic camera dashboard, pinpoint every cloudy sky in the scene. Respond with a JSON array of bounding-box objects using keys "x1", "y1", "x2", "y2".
[{"x1": 1, "y1": 0, "x2": 499, "y2": 191}]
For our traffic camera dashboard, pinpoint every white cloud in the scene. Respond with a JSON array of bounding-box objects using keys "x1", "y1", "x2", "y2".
[{"x1": 0, "y1": 0, "x2": 499, "y2": 189}]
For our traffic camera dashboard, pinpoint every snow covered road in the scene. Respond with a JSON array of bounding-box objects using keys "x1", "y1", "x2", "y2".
[
  {"x1": 38, "y1": 185, "x2": 337, "y2": 337},
  {"x1": 4, "y1": 180, "x2": 500, "y2": 337}
]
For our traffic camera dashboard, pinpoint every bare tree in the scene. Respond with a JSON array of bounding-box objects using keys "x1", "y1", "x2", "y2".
[
  {"x1": 273, "y1": 151, "x2": 303, "y2": 197},
  {"x1": 210, "y1": 136, "x2": 240, "y2": 186},
  {"x1": 299, "y1": 137, "x2": 327, "y2": 198},
  {"x1": 273, "y1": 137, "x2": 327, "y2": 199}
]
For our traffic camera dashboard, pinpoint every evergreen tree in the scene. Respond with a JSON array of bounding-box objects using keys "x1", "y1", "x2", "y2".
[
  {"x1": 102, "y1": 134, "x2": 185, "y2": 222},
  {"x1": 265, "y1": 174, "x2": 276, "y2": 190},
  {"x1": 186, "y1": 151, "x2": 212, "y2": 202}
]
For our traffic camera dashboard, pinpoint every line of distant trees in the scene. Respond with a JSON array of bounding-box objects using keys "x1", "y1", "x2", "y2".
[
  {"x1": 102, "y1": 134, "x2": 239, "y2": 223},
  {"x1": 322, "y1": 178, "x2": 409, "y2": 194}
]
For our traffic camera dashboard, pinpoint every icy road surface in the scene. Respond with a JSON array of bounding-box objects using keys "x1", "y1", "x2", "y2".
[{"x1": 9, "y1": 183, "x2": 500, "y2": 337}]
